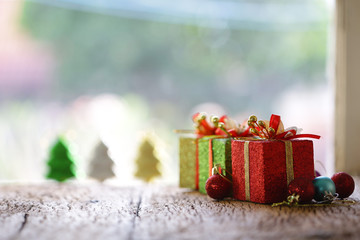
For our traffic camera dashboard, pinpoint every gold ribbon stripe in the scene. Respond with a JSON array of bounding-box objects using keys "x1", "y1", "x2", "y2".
[
  {"x1": 244, "y1": 141, "x2": 250, "y2": 201},
  {"x1": 285, "y1": 141, "x2": 294, "y2": 186},
  {"x1": 243, "y1": 140, "x2": 294, "y2": 202}
]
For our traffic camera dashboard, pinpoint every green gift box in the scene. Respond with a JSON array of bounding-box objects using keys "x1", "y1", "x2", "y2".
[
  {"x1": 198, "y1": 137, "x2": 232, "y2": 193},
  {"x1": 179, "y1": 136, "x2": 232, "y2": 193},
  {"x1": 179, "y1": 137, "x2": 197, "y2": 189}
]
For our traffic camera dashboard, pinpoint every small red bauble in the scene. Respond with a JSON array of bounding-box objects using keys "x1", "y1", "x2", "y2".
[
  {"x1": 205, "y1": 174, "x2": 232, "y2": 200},
  {"x1": 331, "y1": 172, "x2": 355, "y2": 198},
  {"x1": 288, "y1": 178, "x2": 315, "y2": 203}
]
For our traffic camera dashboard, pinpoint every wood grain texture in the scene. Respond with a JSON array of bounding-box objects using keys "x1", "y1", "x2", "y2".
[{"x1": 0, "y1": 179, "x2": 360, "y2": 240}]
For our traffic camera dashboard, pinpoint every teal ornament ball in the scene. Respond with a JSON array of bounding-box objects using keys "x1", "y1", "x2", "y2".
[{"x1": 313, "y1": 176, "x2": 336, "y2": 201}]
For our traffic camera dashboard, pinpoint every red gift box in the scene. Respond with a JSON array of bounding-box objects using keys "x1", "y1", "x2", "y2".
[{"x1": 231, "y1": 139, "x2": 315, "y2": 204}]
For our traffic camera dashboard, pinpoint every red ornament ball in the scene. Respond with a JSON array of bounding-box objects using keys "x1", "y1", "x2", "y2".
[
  {"x1": 288, "y1": 178, "x2": 315, "y2": 203},
  {"x1": 331, "y1": 172, "x2": 355, "y2": 198},
  {"x1": 205, "y1": 174, "x2": 232, "y2": 200}
]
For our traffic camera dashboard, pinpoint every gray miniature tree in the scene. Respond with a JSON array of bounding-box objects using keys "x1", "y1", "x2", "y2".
[{"x1": 88, "y1": 140, "x2": 115, "y2": 182}]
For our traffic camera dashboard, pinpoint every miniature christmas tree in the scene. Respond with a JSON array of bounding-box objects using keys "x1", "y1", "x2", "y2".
[
  {"x1": 46, "y1": 137, "x2": 76, "y2": 182},
  {"x1": 134, "y1": 137, "x2": 161, "y2": 182},
  {"x1": 88, "y1": 140, "x2": 115, "y2": 182}
]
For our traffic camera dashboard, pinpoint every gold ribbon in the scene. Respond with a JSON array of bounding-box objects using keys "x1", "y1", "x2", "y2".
[
  {"x1": 285, "y1": 141, "x2": 294, "y2": 186},
  {"x1": 243, "y1": 140, "x2": 294, "y2": 202},
  {"x1": 244, "y1": 141, "x2": 250, "y2": 201}
]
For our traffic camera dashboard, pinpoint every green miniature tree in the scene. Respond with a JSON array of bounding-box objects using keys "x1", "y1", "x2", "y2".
[
  {"x1": 134, "y1": 137, "x2": 161, "y2": 183},
  {"x1": 46, "y1": 137, "x2": 76, "y2": 182}
]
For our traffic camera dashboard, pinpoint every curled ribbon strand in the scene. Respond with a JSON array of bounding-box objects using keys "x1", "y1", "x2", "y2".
[
  {"x1": 249, "y1": 114, "x2": 321, "y2": 140},
  {"x1": 179, "y1": 112, "x2": 321, "y2": 141},
  {"x1": 192, "y1": 112, "x2": 252, "y2": 138}
]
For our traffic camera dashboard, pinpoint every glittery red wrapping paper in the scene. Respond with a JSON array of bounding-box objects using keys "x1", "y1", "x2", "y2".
[{"x1": 231, "y1": 140, "x2": 315, "y2": 204}]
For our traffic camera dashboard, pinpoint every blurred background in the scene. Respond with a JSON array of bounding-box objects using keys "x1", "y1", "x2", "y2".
[{"x1": 0, "y1": 0, "x2": 334, "y2": 183}]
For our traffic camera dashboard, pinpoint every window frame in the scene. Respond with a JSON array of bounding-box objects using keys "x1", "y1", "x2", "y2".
[{"x1": 335, "y1": 0, "x2": 360, "y2": 174}]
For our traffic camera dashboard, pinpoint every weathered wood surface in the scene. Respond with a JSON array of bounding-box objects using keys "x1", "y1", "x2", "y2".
[{"x1": 0, "y1": 179, "x2": 360, "y2": 240}]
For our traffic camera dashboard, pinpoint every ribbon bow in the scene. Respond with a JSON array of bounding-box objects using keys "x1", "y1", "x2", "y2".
[
  {"x1": 247, "y1": 114, "x2": 321, "y2": 140},
  {"x1": 192, "y1": 112, "x2": 251, "y2": 138}
]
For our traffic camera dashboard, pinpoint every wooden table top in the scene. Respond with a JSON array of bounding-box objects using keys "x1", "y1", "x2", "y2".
[{"x1": 0, "y1": 179, "x2": 359, "y2": 240}]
